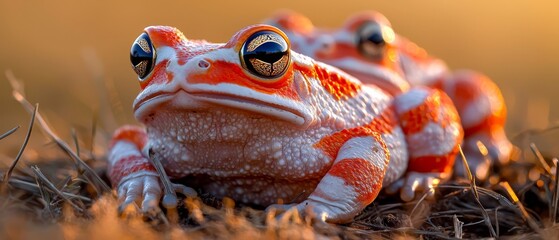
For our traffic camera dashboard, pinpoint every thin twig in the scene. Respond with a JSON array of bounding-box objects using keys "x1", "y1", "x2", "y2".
[
  {"x1": 552, "y1": 158, "x2": 559, "y2": 224},
  {"x1": 0, "y1": 175, "x2": 91, "y2": 202},
  {"x1": 1, "y1": 104, "x2": 37, "y2": 190},
  {"x1": 89, "y1": 114, "x2": 97, "y2": 159},
  {"x1": 410, "y1": 188, "x2": 433, "y2": 217},
  {"x1": 71, "y1": 128, "x2": 80, "y2": 158},
  {"x1": 458, "y1": 145, "x2": 497, "y2": 238},
  {"x1": 0, "y1": 126, "x2": 19, "y2": 140},
  {"x1": 31, "y1": 165, "x2": 83, "y2": 212},
  {"x1": 453, "y1": 214, "x2": 463, "y2": 239},
  {"x1": 499, "y1": 181, "x2": 541, "y2": 233},
  {"x1": 6, "y1": 71, "x2": 111, "y2": 194},
  {"x1": 530, "y1": 143, "x2": 552, "y2": 174},
  {"x1": 148, "y1": 149, "x2": 177, "y2": 209}
]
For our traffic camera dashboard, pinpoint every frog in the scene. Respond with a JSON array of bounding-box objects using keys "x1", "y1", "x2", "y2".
[
  {"x1": 108, "y1": 24, "x2": 463, "y2": 223},
  {"x1": 266, "y1": 10, "x2": 512, "y2": 180}
]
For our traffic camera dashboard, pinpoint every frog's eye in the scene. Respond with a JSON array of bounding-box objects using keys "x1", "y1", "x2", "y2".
[
  {"x1": 240, "y1": 30, "x2": 290, "y2": 79},
  {"x1": 356, "y1": 21, "x2": 395, "y2": 60},
  {"x1": 130, "y1": 32, "x2": 156, "y2": 80}
]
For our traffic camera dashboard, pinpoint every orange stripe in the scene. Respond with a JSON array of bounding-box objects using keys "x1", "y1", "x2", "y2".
[
  {"x1": 314, "y1": 107, "x2": 396, "y2": 160},
  {"x1": 399, "y1": 89, "x2": 459, "y2": 135},
  {"x1": 293, "y1": 62, "x2": 361, "y2": 101},
  {"x1": 109, "y1": 125, "x2": 148, "y2": 150},
  {"x1": 328, "y1": 158, "x2": 385, "y2": 204},
  {"x1": 407, "y1": 146, "x2": 459, "y2": 173},
  {"x1": 108, "y1": 155, "x2": 155, "y2": 187},
  {"x1": 189, "y1": 60, "x2": 300, "y2": 101},
  {"x1": 145, "y1": 26, "x2": 186, "y2": 48}
]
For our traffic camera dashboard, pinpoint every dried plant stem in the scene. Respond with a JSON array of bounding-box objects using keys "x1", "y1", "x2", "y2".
[
  {"x1": 6, "y1": 70, "x2": 111, "y2": 194},
  {"x1": 31, "y1": 165, "x2": 83, "y2": 212},
  {"x1": 0, "y1": 126, "x2": 19, "y2": 140},
  {"x1": 453, "y1": 214, "x2": 463, "y2": 239},
  {"x1": 458, "y1": 145, "x2": 497, "y2": 238},
  {"x1": 530, "y1": 143, "x2": 552, "y2": 174},
  {"x1": 1, "y1": 104, "x2": 37, "y2": 192},
  {"x1": 500, "y1": 181, "x2": 541, "y2": 233},
  {"x1": 148, "y1": 149, "x2": 177, "y2": 209},
  {"x1": 9, "y1": 177, "x2": 91, "y2": 202},
  {"x1": 552, "y1": 158, "x2": 559, "y2": 224}
]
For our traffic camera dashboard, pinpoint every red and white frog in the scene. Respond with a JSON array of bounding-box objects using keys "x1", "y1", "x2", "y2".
[
  {"x1": 108, "y1": 24, "x2": 462, "y2": 223},
  {"x1": 266, "y1": 11, "x2": 512, "y2": 179}
]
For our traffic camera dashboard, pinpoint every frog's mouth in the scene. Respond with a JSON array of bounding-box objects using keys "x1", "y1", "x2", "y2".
[
  {"x1": 323, "y1": 58, "x2": 410, "y2": 96},
  {"x1": 189, "y1": 89, "x2": 308, "y2": 126},
  {"x1": 134, "y1": 87, "x2": 309, "y2": 126}
]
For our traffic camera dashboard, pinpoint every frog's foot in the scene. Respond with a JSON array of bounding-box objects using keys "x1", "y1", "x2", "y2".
[
  {"x1": 117, "y1": 172, "x2": 197, "y2": 215},
  {"x1": 385, "y1": 172, "x2": 446, "y2": 201},
  {"x1": 266, "y1": 198, "x2": 351, "y2": 223}
]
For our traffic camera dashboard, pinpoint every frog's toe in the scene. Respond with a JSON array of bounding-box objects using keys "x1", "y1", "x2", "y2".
[
  {"x1": 267, "y1": 200, "x2": 351, "y2": 223},
  {"x1": 141, "y1": 179, "x2": 162, "y2": 213},
  {"x1": 172, "y1": 183, "x2": 197, "y2": 197},
  {"x1": 389, "y1": 172, "x2": 443, "y2": 201},
  {"x1": 117, "y1": 175, "x2": 163, "y2": 215}
]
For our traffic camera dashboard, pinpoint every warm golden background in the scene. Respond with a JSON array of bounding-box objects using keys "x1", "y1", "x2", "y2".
[{"x1": 0, "y1": 0, "x2": 558, "y2": 153}]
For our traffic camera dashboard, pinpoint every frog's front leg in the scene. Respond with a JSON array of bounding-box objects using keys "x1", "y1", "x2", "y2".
[
  {"x1": 108, "y1": 125, "x2": 196, "y2": 213},
  {"x1": 269, "y1": 133, "x2": 390, "y2": 223},
  {"x1": 387, "y1": 87, "x2": 463, "y2": 201}
]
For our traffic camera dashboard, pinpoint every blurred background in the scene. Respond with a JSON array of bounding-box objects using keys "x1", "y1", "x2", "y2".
[{"x1": 0, "y1": 0, "x2": 558, "y2": 156}]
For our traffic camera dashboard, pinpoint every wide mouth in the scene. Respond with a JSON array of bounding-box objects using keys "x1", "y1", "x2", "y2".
[
  {"x1": 133, "y1": 88, "x2": 307, "y2": 126},
  {"x1": 343, "y1": 68, "x2": 406, "y2": 95},
  {"x1": 133, "y1": 90, "x2": 180, "y2": 112},
  {"x1": 324, "y1": 59, "x2": 409, "y2": 95},
  {"x1": 189, "y1": 91, "x2": 306, "y2": 125}
]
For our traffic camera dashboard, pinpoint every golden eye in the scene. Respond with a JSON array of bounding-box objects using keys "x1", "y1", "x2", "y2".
[
  {"x1": 130, "y1": 32, "x2": 156, "y2": 80},
  {"x1": 240, "y1": 30, "x2": 290, "y2": 79},
  {"x1": 357, "y1": 21, "x2": 395, "y2": 60}
]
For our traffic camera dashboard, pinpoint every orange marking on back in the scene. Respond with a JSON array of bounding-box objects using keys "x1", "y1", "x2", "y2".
[
  {"x1": 343, "y1": 11, "x2": 391, "y2": 32},
  {"x1": 274, "y1": 12, "x2": 314, "y2": 34},
  {"x1": 140, "y1": 60, "x2": 169, "y2": 89},
  {"x1": 314, "y1": 107, "x2": 396, "y2": 160},
  {"x1": 189, "y1": 60, "x2": 300, "y2": 100},
  {"x1": 399, "y1": 90, "x2": 460, "y2": 135},
  {"x1": 328, "y1": 158, "x2": 385, "y2": 203},
  {"x1": 145, "y1": 26, "x2": 185, "y2": 48},
  {"x1": 407, "y1": 146, "x2": 459, "y2": 173},
  {"x1": 463, "y1": 113, "x2": 506, "y2": 138},
  {"x1": 450, "y1": 73, "x2": 506, "y2": 138},
  {"x1": 293, "y1": 62, "x2": 361, "y2": 101},
  {"x1": 395, "y1": 36, "x2": 432, "y2": 62},
  {"x1": 452, "y1": 80, "x2": 480, "y2": 111}
]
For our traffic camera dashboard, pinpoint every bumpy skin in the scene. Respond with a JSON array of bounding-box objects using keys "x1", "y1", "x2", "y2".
[
  {"x1": 109, "y1": 24, "x2": 462, "y2": 223},
  {"x1": 266, "y1": 11, "x2": 511, "y2": 179}
]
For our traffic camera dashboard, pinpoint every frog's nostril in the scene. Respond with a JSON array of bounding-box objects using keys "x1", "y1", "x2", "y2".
[
  {"x1": 318, "y1": 37, "x2": 334, "y2": 50},
  {"x1": 198, "y1": 59, "x2": 210, "y2": 69}
]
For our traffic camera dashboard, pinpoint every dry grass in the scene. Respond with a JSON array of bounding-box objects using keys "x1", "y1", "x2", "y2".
[{"x1": 2, "y1": 72, "x2": 559, "y2": 239}]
